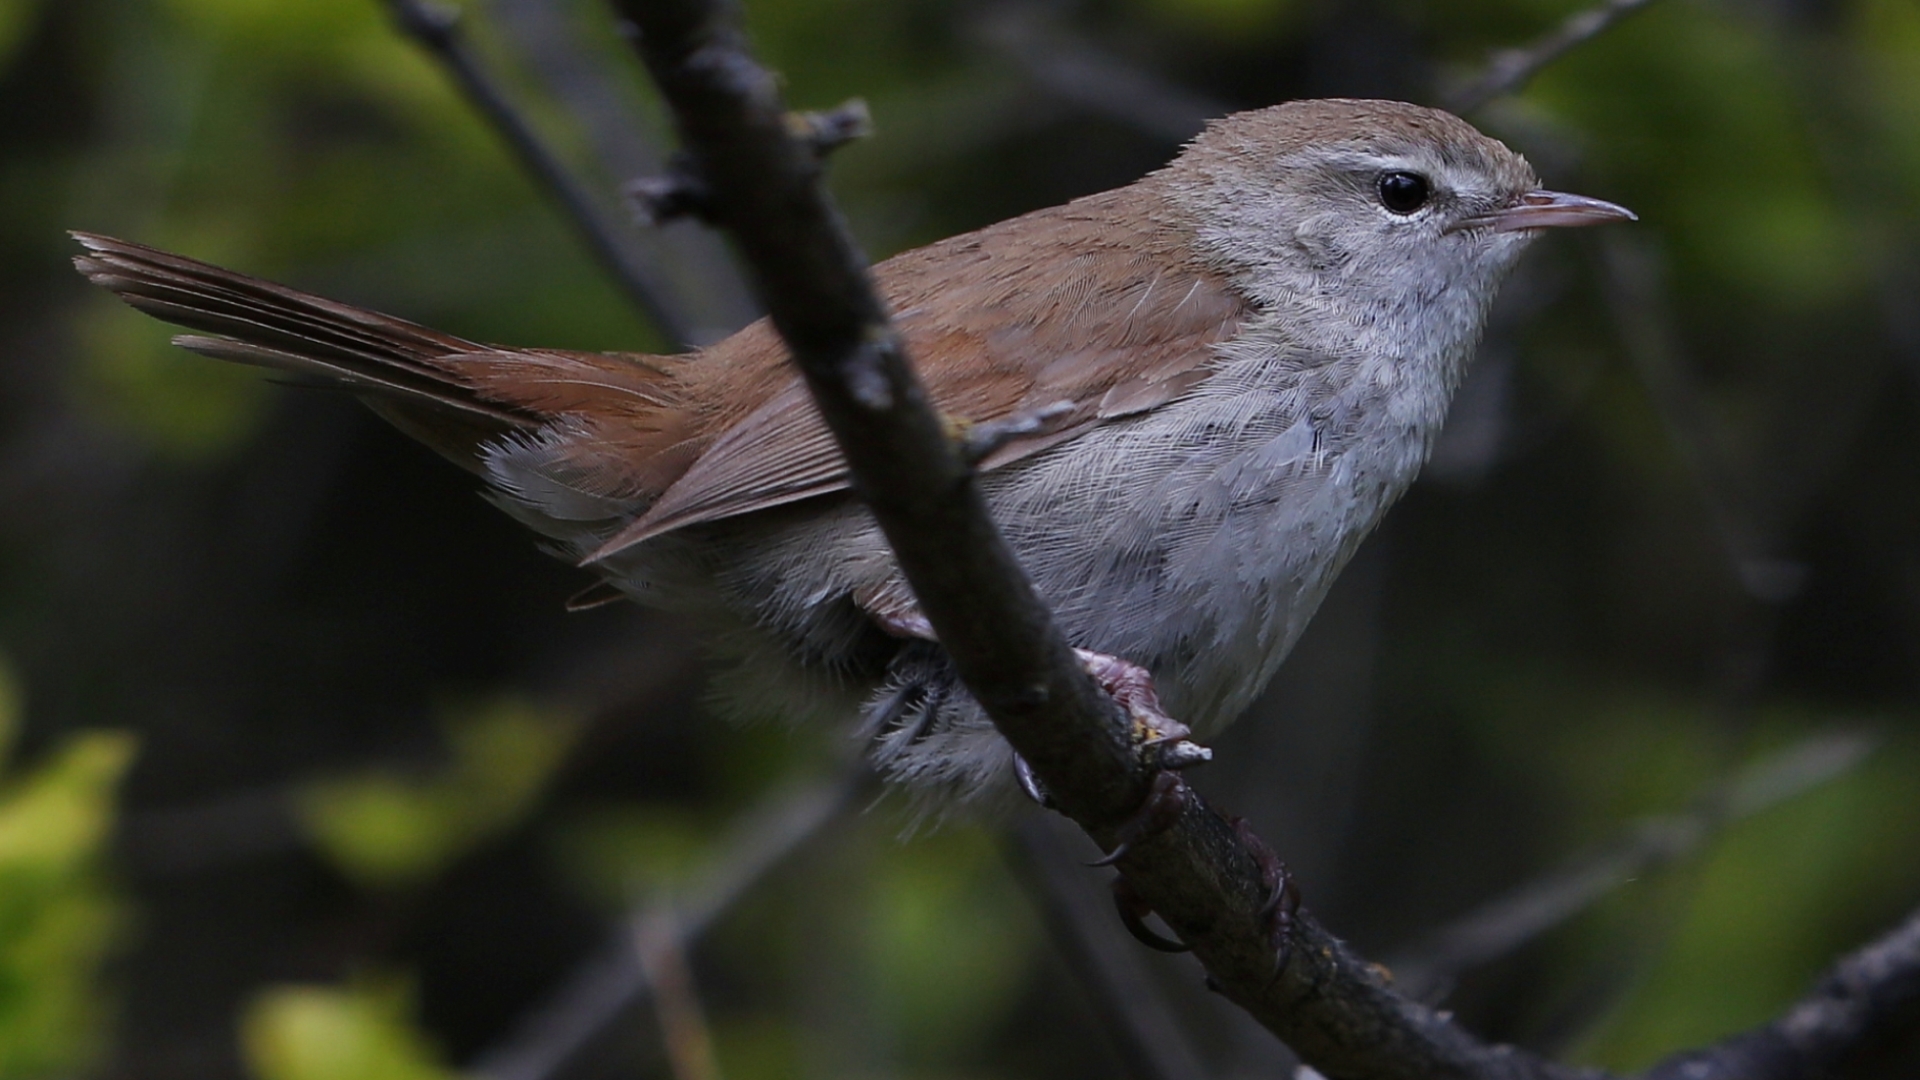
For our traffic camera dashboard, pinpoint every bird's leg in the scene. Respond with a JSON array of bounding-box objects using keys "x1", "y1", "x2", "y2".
[
  {"x1": 860, "y1": 598, "x2": 1210, "y2": 818},
  {"x1": 1074, "y1": 649, "x2": 1213, "y2": 770},
  {"x1": 861, "y1": 633, "x2": 962, "y2": 750},
  {"x1": 1009, "y1": 649, "x2": 1212, "y2": 815},
  {"x1": 862, "y1": 595, "x2": 1231, "y2": 956},
  {"x1": 1089, "y1": 769, "x2": 1190, "y2": 866},
  {"x1": 862, "y1": 590, "x2": 1207, "y2": 760},
  {"x1": 859, "y1": 662, "x2": 929, "y2": 740}
]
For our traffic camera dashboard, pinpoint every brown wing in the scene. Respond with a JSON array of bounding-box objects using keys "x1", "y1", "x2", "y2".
[
  {"x1": 76, "y1": 181, "x2": 1249, "y2": 560},
  {"x1": 583, "y1": 185, "x2": 1249, "y2": 558}
]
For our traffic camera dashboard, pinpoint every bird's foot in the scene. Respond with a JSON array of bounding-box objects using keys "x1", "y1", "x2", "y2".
[
  {"x1": 1112, "y1": 874, "x2": 1190, "y2": 952},
  {"x1": 1073, "y1": 649, "x2": 1212, "y2": 770},
  {"x1": 1233, "y1": 817, "x2": 1300, "y2": 982},
  {"x1": 1089, "y1": 769, "x2": 1190, "y2": 866}
]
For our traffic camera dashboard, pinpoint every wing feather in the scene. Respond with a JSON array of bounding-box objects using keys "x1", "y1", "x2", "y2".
[{"x1": 582, "y1": 184, "x2": 1249, "y2": 558}]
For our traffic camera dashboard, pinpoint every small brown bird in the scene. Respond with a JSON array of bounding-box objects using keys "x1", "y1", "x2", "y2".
[{"x1": 75, "y1": 98, "x2": 1632, "y2": 809}]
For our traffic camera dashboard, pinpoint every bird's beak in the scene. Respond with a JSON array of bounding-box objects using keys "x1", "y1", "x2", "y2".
[{"x1": 1449, "y1": 190, "x2": 1637, "y2": 233}]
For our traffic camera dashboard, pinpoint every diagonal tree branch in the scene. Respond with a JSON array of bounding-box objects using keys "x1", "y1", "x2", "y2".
[
  {"x1": 607, "y1": 0, "x2": 1149, "y2": 833},
  {"x1": 1390, "y1": 731, "x2": 1878, "y2": 1002},
  {"x1": 972, "y1": 6, "x2": 1223, "y2": 143},
  {"x1": 469, "y1": 767, "x2": 868, "y2": 1080},
  {"x1": 635, "y1": 908, "x2": 726, "y2": 1080},
  {"x1": 383, "y1": 0, "x2": 696, "y2": 347},
  {"x1": 1449, "y1": 0, "x2": 1665, "y2": 114}
]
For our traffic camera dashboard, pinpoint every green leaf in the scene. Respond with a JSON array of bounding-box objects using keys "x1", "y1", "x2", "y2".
[
  {"x1": 0, "y1": 658, "x2": 135, "y2": 1078},
  {"x1": 296, "y1": 697, "x2": 577, "y2": 889},
  {"x1": 242, "y1": 980, "x2": 459, "y2": 1080}
]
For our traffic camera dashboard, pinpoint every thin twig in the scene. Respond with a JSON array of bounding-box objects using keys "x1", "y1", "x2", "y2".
[
  {"x1": 382, "y1": 0, "x2": 696, "y2": 347},
  {"x1": 487, "y1": 0, "x2": 757, "y2": 342},
  {"x1": 636, "y1": 908, "x2": 726, "y2": 1080},
  {"x1": 469, "y1": 766, "x2": 870, "y2": 1080},
  {"x1": 1005, "y1": 816, "x2": 1210, "y2": 1080},
  {"x1": 1390, "y1": 731, "x2": 1879, "y2": 1001},
  {"x1": 1449, "y1": 0, "x2": 1664, "y2": 114}
]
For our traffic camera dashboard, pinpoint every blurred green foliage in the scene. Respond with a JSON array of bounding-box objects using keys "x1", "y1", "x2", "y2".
[
  {"x1": 0, "y1": 0, "x2": 46, "y2": 72},
  {"x1": 1578, "y1": 736, "x2": 1920, "y2": 1069},
  {"x1": 243, "y1": 980, "x2": 460, "y2": 1080},
  {"x1": 4, "y1": 0, "x2": 1919, "y2": 1077},
  {"x1": 0, "y1": 658, "x2": 133, "y2": 1079},
  {"x1": 298, "y1": 696, "x2": 577, "y2": 889},
  {"x1": 864, "y1": 827, "x2": 1035, "y2": 1063}
]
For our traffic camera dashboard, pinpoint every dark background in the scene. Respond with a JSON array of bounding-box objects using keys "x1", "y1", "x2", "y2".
[{"x1": 0, "y1": 0, "x2": 1916, "y2": 1078}]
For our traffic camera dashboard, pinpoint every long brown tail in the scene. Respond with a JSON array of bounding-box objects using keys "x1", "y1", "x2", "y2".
[{"x1": 73, "y1": 231, "x2": 552, "y2": 467}]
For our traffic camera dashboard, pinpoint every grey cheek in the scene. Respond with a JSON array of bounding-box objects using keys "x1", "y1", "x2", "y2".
[{"x1": 1289, "y1": 216, "x2": 1358, "y2": 270}]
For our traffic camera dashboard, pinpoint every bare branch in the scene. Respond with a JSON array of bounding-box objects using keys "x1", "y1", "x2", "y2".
[
  {"x1": 1449, "y1": 0, "x2": 1664, "y2": 114},
  {"x1": 487, "y1": 0, "x2": 758, "y2": 341},
  {"x1": 607, "y1": 0, "x2": 1149, "y2": 836},
  {"x1": 470, "y1": 767, "x2": 868, "y2": 1080},
  {"x1": 382, "y1": 0, "x2": 697, "y2": 347},
  {"x1": 788, "y1": 98, "x2": 873, "y2": 157},
  {"x1": 1391, "y1": 731, "x2": 1879, "y2": 1001}
]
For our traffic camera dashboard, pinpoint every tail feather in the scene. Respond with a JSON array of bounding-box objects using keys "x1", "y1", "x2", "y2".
[
  {"x1": 73, "y1": 231, "x2": 567, "y2": 469},
  {"x1": 74, "y1": 232, "x2": 697, "y2": 503},
  {"x1": 72, "y1": 232, "x2": 542, "y2": 428}
]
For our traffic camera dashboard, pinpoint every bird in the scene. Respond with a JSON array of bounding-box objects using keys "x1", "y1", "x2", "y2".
[{"x1": 74, "y1": 98, "x2": 1633, "y2": 813}]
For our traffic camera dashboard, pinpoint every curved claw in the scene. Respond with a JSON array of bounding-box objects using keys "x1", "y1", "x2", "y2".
[
  {"x1": 1265, "y1": 880, "x2": 1301, "y2": 984},
  {"x1": 1088, "y1": 771, "x2": 1188, "y2": 867},
  {"x1": 1112, "y1": 878, "x2": 1190, "y2": 953},
  {"x1": 1012, "y1": 753, "x2": 1054, "y2": 809},
  {"x1": 1234, "y1": 817, "x2": 1301, "y2": 983}
]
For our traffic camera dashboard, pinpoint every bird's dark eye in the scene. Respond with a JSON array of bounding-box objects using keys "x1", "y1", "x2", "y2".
[{"x1": 1377, "y1": 171, "x2": 1431, "y2": 214}]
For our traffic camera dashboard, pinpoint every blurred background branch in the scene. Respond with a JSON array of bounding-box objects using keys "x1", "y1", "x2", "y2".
[
  {"x1": 1447, "y1": 0, "x2": 1664, "y2": 113},
  {"x1": 472, "y1": 765, "x2": 871, "y2": 1080},
  {"x1": 2, "y1": 0, "x2": 1916, "y2": 1077},
  {"x1": 381, "y1": 0, "x2": 693, "y2": 345},
  {"x1": 1389, "y1": 730, "x2": 1880, "y2": 1003}
]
